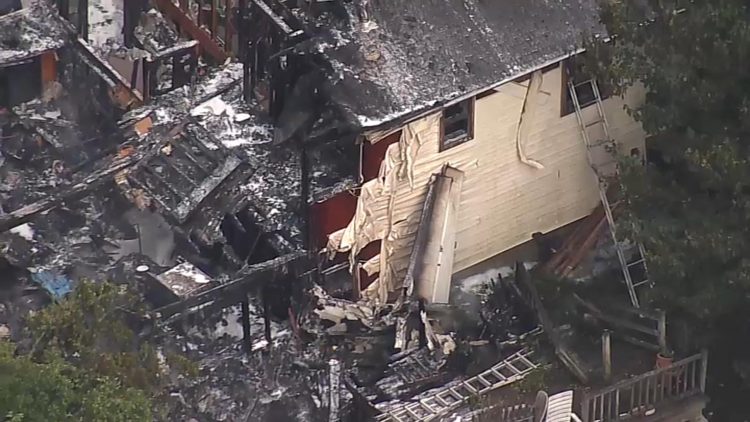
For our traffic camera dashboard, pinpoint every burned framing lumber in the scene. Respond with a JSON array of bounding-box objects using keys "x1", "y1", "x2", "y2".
[
  {"x1": 0, "y1": 151, "x2": 147, "y2": 233},
  {"x1": 153, "y1": 0, "x2": 229, "y2": 63},
  {"x1": 155, "y1": 251, "x2": 310, "y2": 322},
  {"x1": 513, "y1": 262, "x2": 590, "y2": 384},
  {"x1": 573, "y1": 293, "x2": 666, "y2": 352}
]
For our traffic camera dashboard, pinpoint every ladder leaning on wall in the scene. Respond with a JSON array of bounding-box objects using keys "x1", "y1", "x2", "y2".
[{"x1": 568, "y1": 78, "x2": 651, "y2": 308}]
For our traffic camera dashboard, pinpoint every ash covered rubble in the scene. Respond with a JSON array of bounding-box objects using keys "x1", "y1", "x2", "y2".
[
  {"x1": 1, "y1": 26, "x2": 364, "y2": 418},
  {"x1": 0, "y1": 71, "x2": 548, "y2": 422},
  {"x1": 343, "y1": 268, "x2": 548, "y2": 422},
  {"x1": 0, "y1": 91, "x2": 175, "y2": 347},
  {"x1": 1, "y1": 2, "x2": 568, "y2": 421}
]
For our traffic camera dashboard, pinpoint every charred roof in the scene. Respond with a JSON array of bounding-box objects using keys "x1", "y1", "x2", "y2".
[
  {"x1": 0, "y1": 2, "x2": 71, "y2": 65},
  {"x1": 305, "y1": 0, "x2": 603, "y2": 129}
]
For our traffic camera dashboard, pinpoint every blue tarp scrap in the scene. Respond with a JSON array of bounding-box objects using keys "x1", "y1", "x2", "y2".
[{"x1": 30, "y1": 271, "x2": 74, "y2": 299}]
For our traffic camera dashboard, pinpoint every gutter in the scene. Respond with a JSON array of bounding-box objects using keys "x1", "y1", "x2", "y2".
[{"x1": 362, "y1": 47, "x2": 587, "y2": 137}]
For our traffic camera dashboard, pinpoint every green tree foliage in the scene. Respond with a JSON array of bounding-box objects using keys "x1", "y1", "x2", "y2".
[
  {"x1": 28, "y1": 281, "x2": 162, "y2": 392},
  {"x1": 0, "y1": 341, "x2": 151, "y2": 421},
  {"x1": 589, "y1": 0, "x2": 750, "y2": 326},
  {"x1": 0, "y1": 281, "x2": 195, "y2": 421},
  {"x1": 589, "y1": 0, "x2": 750, "y2": 416}
]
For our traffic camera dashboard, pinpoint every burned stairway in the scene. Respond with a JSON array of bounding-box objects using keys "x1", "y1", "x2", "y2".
[{"x1": 116, "y1": 120, "x2": 281, "y2": 268}]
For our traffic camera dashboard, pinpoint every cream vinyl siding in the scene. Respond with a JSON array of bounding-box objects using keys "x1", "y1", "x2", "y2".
[{"x1": 380, "y1": 63, "x2": 646, "y2": 277}]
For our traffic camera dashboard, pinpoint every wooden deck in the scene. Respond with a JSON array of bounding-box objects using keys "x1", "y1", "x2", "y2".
[{"x1": 580, "y1": 351, "x2": 708, "y2": 421}]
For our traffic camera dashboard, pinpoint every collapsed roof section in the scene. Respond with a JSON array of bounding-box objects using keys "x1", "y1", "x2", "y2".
[
  {"x1": 0, "y1": 115, "x2": 168, "y2": 294},
  {"x1": 0, "y1": 2, "x2": 71, "y2": 66},
  {"x1": 300, "y1": 0, "x2": 603, "y2": 129},
  {"x1": 117, "y1": 60, "x2": 358, "y2": 258}
]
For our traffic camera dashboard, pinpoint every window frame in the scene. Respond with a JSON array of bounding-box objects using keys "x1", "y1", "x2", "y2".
[
  {"x1": 439, "y1": 97, "x2": 475, "y2": 152},
  {"x1": 560, "y1": 58, "x2": 612, "y2": 117}
]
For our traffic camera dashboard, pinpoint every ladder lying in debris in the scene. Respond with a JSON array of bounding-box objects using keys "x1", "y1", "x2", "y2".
[
  {"x1": 568, "y1": 78, "x2": 651, "y2": 308},
  {"x1": 375, "y1": 349, "x2": 539, "y2": 422}
]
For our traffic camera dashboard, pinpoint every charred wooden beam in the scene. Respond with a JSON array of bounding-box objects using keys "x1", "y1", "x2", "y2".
[
  {"x1": 142, "y1": 59, "x2": 152, "y2": 102},
  {"x1": 73, "y1": 39, "x2": 143, "y2": 107},
  {"x1": 300, "y1": 141, "x2": 311, "y2": 247},
  {"x1": 154, "y1": 40, "x2": 200, "y2": 60},
  {"x1": 241, "y1": 298, "x2": 252, "y2": 351},
  {"x1": 153, "y1": 0, "x2": 229, "y2": 63},
  {"x1": 262, "y1": 284, "x2": 272, "y2": 344},
  {"x1": 130, "y1": 60, "x2": 139, "y2": 91},
  {"x1": 514, "y1": 262, "x2": 590, "y2": 384},
  {"x1": 0, "y1": 152, "x2": 144, "y2": 233},
  {"x1": 77, "y1": 0, "x2": 88, "y2": 40},
  {"x1": 224, "y1": 0, "x2": 234, "y2": 53},
  {"x1": 155, "y1": 251, "x2": 309, "y2": 322},
  {"x1": 251, "y1": 0, "x2": 294, "y2": 35},
  {"x1": 57, "y1": 0, "x2": 69, "y2": 19},
  {"x1": 123, "y1": 0, "x2": 146, "y2": 48},
  {"x1": 238, "y1": 0, "x2": 249, "y2": 96},
  {"x1": 211, "y1": 0, "x2": 219, "y2": 39}
]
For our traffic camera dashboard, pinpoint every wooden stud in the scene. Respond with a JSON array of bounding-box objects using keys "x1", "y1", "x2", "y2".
[
  {"x1": 699, "y1": 349, "x2": 708, "y2": 393},
  {"x1": 241, "y1": 297, "x2": 252, "y2": 351},
  {"x1": 78, "y1": 0, "x2": 89, "y2": 40},
  {"x1": 225, "y1": 0, "x2": 233, "y2": 53},
  {"x1": 211, "y1": 0, "x2": 219, "y2": 36},
  {"x1": 602, "y1": 330, "x2": 612, "y2": 383},
  {"x1": 657, "y1": 309, "x2": 668, "y2": 354},
  {"x1": 262, "y1": 285, "x2": 272, "y2": 345}
]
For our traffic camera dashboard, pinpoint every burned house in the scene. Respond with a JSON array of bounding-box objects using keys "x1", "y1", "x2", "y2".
[
  {"x1": 0, "y1": 0, "x2": 711, "y2": 421},
  {"x1": 286, "y1": 1, "x2": 648, "y2": 307}
]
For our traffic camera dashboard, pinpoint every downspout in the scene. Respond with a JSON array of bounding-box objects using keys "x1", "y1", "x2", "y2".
[{"x1": 77, "y1": 0, "x2": 88, "y2": 41}]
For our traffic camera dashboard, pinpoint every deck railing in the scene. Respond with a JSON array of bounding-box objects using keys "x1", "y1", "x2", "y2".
[{"x1": 580, "y1": 350, "x2": 708, "y2": 421}]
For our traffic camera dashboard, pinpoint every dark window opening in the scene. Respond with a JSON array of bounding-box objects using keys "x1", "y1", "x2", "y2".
[
  {"x1": 440, "y1": 98, "x2": 474, "y2": 151},
  {"x1": 0, "y1": 0, "x2": 21, "y2": 16},
  {"x1": 630, "y1": 147, "x2": 646, "y2": 166},
  {"x1": 145, "y1": 49, "x2": 198, "y2": 98},
  {"x1": 0, "y1": 58, "x2": 41, "y2": 108},
  {"x1": 561, "y1": 58, "x2": 611, "y2": 116}
]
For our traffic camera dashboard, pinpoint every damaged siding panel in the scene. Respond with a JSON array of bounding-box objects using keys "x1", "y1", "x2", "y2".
[
  {"x1": 363, "y1": 114, "x2": 478, "y2": 301},
  {"x1": 453, "y1": 66, "x2": 596, "y2": 270},
  {"x1": 383, "y1": 64, "x2": 645, "y2": 281},
  {"x1": 352, "y1": 66, "x2": 645, "y2": 300},
  {"x1": 452, "y1": 64, "x2": 644, "y2": 271}
]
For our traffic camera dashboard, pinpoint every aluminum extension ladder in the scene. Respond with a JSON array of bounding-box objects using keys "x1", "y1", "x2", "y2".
[
  {"x1": 568, "y1": 78, "x2": 651, "y2": 308},
  {"x1": 375, "y1": 349, "x2": 539, "y2": 422}
]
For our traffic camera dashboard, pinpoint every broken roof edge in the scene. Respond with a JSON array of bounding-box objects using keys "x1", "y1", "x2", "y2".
[
  {"x1": 359, "y1": 47, "x2": 587, "y2": 136},
  {"x1": 0, "y1": 1, "x2": 75, "y2": 65}
]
